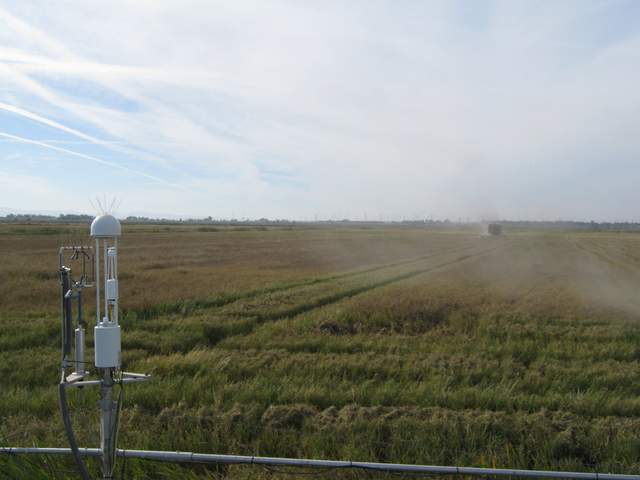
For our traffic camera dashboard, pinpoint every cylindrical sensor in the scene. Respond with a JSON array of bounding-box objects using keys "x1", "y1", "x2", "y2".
[
  {"x1": 74, "y1": 327, "x2": 87, "y2": 375},
  {"x1": 94, "y1": 322, "x2": 121, "y2": 368},
  {"x1": 106, "y1": 278, "x2": 118, "y2": 301}
]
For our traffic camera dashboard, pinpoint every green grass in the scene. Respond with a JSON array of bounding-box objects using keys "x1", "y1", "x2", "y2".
[{"x1": 2, "y1": 225, "x2": 640, "y2": 478}]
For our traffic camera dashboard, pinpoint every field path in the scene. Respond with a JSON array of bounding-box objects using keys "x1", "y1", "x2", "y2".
[
  {"x1": 127, "y1": 237, "x2": 485, "y2": 321},
  {"x1": 184, "y1": 238, "x2": 511, "y2": 346},
  {"x1": 565, "y1": 234, "x2": 640, "y2": 313}
]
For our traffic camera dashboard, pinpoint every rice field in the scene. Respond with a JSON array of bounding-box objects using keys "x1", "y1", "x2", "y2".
[{"x1": 2, "y1": 223, "x2": 640, "y2": 479}]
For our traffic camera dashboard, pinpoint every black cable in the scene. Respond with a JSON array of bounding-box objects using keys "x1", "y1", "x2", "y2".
[{"x1": 59, "y1": 381, "x2": 92, "y2": 480}]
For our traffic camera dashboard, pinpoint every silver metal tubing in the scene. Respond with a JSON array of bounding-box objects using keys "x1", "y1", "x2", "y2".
[
  {"x1": 2, "y1": 447, "x2": 640, "y2": 480},
  {"x1": 113, "y1": 238, "x2": 118, "y2": 324},
  {"x1": 64, "y1": 379, "x2": 103, "y2": 388},
  {"x1": 103, "y1": 239, "x2": 108, "y2": 321},
  {"x1": 74, "y1": 327, "x2": 86, "y2": 375},
  {"x1": 64, "y1": 376, "x2": 150, "y2": 389},
  {"x1": 122, "y1": 372, "x2": 151, "y2": 379},
  {"x1": 95, "y1": 238, "x2": 100, "y2": 323},
  {"x1": 1, "y1": 447, "x2": 100, "y2": 457},
  {"x1": 99, "y1": 370, "x2": 117, "y2": 478},
  {"x1": 60, "y1": 268, "x2": 73, "y2": 358},
  {"x1": 116, "y1": 376, "x2": 150, "y2": 385}
]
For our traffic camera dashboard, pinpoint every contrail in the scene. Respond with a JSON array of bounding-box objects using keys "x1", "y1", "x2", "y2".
[
  {"x1": 0, "y1": 102, "x2": 109, "y2": 146},
  {"x1": 0, "y1": 138, "x2": 183, "y2": 146},
  {"x1": 0, "y1": 98, "x2": 182, "y2": 168},
  {"x1": 0, "y1": 131, "x2": 177, "y2": 186}
]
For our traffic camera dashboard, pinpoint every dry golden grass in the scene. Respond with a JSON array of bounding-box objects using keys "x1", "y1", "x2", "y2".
[
  {"x1": 0, "y1": 223, "x2": 474, "y2": 316},
  {"x1": 2, "y1": 223, "x2": 640, "y2": 479}
]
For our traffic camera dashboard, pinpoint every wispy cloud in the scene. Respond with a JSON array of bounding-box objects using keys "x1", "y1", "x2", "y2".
[
  {"x1": 0, "y1": 131, "x2": 177, "y2": 186},
  {"x1": 0, "y1": 138, "x2": 182, "y2": 146},
  {"x1": 0, "y1": 101, "x2": 109, "y2": 143},
  {"x1": 0, "y1": 1, "x2": 639, "y2": 220}
]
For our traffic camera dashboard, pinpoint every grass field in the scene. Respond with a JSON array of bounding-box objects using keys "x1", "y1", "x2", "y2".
[{"x1": 2, "y1": 223, "x2": 640, "y2": 479}]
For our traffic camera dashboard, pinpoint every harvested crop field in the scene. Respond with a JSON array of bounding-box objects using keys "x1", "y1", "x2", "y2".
[{"x1": 2, "y1": 223, "x2": 640, "y2": 478}]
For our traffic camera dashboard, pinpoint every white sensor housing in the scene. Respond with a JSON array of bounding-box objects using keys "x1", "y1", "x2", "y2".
[
  {"x1": 94, "y1": 322, "x2": 121, "y2": 368},
  {"x1": 90, "y1": 214, "x2": 121, "y2": 238},
  {"x1": 106, "y1": 279, "x2": 118, "y2": 302}
]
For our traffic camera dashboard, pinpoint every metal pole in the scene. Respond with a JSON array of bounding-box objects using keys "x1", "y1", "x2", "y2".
[
  {"x1": 74, "y1": 289, "x2": 86, "y2": 376},
  {"x1": 3, "y1": 447, "x2": 640, "y2": 480},
  {"x1": 103, "y1": 239, "x2": 108, "y2": 322},
  {"x1": 95, "y1": 238, "x2": 100, "y2": 324},
  {"x1": 74, "y1": 326, "x2": 85, "y2": 375},
  {"x1": 112, "y1": 238, "x2": 118, "y2": 324},
  {"x1": 60, "y1": 268, "x2": 72, "y2": 360},
  {"x1": 115, "y1": 238, "x2": 118, "y2": 324},
  {"x1": 99, "y1": 370, "x2": 117, "y2": 479}
]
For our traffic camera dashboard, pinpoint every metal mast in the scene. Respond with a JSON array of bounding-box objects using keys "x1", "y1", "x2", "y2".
[
  {"x1": 55, "y1": 214, "x2": 149, "y2": 480},
  {"x1": 91, "y1": 216, "x2": 121, "y2": 479}
]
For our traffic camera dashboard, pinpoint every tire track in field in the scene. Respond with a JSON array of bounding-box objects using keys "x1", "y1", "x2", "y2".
[
  {"x1": 200, "y1": 240, "x2": 508, "y2": 347},
  {"x1": 2, "y1": 239, "x2": 484, "y2": 354},
  {"x1": 566, "y1": 236, "x2": 608, "y2": 263},
  {"x1": 515, "y1": 271, "x2": 559, "y2": 302},
  {"x1": 566, "y1": 236, "x2": 623, "y2": 271},
  {"x1": 618, "y1": 242, "x2": 640, "y2": 263},
  {"x1": 569, "y1": 236, "x2": 640, "y2": 277},
  {"x1": 125, "y1": 238, "x2": 481, "y2": 321},
  {"x1": 256, "y1": 241, "x2": 507, "y2": 321},
  {"x1": 565, "y1": 235, "x2": 640, "y2": 314},
  {"x1": 585, "y1": 237, "x2": 640, "y2": 270}
]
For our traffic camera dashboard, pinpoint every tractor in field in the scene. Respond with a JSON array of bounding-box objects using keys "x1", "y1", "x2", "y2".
[{"x1": 487, "y1": 223, "x2": 502, "y2": 236}]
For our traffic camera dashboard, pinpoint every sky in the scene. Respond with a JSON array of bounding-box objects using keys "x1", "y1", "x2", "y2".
[{"x1": 0, "y1": 0, "x2": 639, "y2": 221}]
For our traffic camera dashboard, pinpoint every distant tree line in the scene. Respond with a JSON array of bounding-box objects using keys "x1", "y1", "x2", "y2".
[
  {"x1": 1, "y1": 213, "x2": 94, "y2": 222},
  {"x1": 497, "y1": 220, "x2": 640, "y2": 232},
  {"x1": 122, "y1": 215, "x2": 297, "y2": 225},
  {"x1": 2, "y1": 213, "x2": 640, "y2": 232}
]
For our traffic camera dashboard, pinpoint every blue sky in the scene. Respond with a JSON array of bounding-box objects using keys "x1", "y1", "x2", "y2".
[{"x1": 0, "y1": 0, "x2": 639, "y2": 221}]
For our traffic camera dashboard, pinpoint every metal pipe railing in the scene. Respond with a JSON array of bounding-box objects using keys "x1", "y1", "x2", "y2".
[{"x1": 2, "y1": 447, "x2": 640, "y2": 480}]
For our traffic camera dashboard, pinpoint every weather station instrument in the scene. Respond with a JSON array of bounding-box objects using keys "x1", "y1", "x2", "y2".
[{"x1": 57, "y1": 213, "x2": 150, "y2": 480}]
